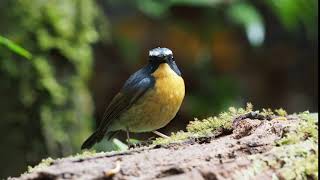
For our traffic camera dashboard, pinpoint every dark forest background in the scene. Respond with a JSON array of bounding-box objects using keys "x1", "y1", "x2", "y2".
[{"x1": 0, "y1": 0, "x2": 318, "y2": 178}]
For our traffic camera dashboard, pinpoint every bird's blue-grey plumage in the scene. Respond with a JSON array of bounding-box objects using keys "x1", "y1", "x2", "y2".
[{"x1": 81, "y1": 65, "x2": 156, "y2": 149}]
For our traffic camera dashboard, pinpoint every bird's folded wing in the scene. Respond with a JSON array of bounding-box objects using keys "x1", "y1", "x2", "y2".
[{"x1": 97, "y1": 77, "x2": 155, "y2": 134}]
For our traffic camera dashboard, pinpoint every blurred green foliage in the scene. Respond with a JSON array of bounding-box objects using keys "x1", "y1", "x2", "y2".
[
  {"x1": 227, "y1": 2, "x2": 265, "y2": 46},
  {"x1": 0, "y1": 0, "x2": 105, "y2": 177},
  {"x1": 266, "y1": 0, "x2": 318, "y2": 39},
  {"x1": 110, "y1": 0, "x2": 317, "y2": 44}
]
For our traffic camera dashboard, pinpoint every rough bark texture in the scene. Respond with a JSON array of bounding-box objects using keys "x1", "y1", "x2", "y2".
[{"x1": 10, "y1": 114, "x2": 317, "y2": 180}]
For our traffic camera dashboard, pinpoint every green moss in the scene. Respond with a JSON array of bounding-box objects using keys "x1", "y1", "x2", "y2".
[
  {"x1": 71, "y1": 150, "x2": 105, "y2": 159},
  {"x1": 152, "y1": 103, "x2": 253, "y2": 145},
  {"x1": 298, "y1": 111, "x2": 318, "y2": 141},
  {"x1": 260, "y1": 108, "x2": 275, "y2": 117},
  {"x1": 27, "y1": 106, "x2": 318, "y2": 180},
  {"x1": 237, "y1": 140, "x2": 318, "y2": 180},
  {"x1": 153, "y1": 131, "x2": 191, "y2": 145},
  {"x1": 152, "y1": 105, "x2": 318, "y2": 179},
  {"x1": 188, "y1": 103, "x2": 253, "y2": 135},
  {"x1": 27, "y1": 157, "x2": 54, "y2": 173},
  {"x1": 275, "y1": 108, "x2": 288, "y2": 117},
  {"x1": 236, "y1": 112, "x2": 318, "y2": 179},
  {"x1": 26, "y1": 150, "x2": 102, "y2": 173},
  {"x1": 277, "y1": 111, "x2": 318, "y2": 145}
]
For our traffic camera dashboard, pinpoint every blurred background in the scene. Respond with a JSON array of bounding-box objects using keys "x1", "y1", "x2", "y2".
[{"x1": 0, "y1": 0, "x2": 318, "y2": 178}]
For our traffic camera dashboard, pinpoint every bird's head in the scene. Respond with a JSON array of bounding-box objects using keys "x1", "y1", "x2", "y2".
[
  {"x1": 149, "y1": 47, "x2": 173, "y2": 63},
  {"x1": 148, "y1": 47, "x2": 181, "y2": 75}
]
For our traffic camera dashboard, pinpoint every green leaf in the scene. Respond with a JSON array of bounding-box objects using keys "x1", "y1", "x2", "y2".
[
  {"x1": 136, "y1": 0, "x2": 171, "y2": 18},
  {"x1": 227, "y1": 3, "x2": 265, "y2": 47},
  {"x1": 265, "y1": 0, "x2": 318, "y2": 39},
  {"x1": 0, "y1": 35, "x2": 32, "y2": 59},
  {"x1": 112, "y1": 138, "x2": 128, "y2": 151}
]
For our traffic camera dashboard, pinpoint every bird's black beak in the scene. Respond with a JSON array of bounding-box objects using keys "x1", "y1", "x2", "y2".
[{"x1": 168, "y1": 58, "x2": 181, "y2": 76}]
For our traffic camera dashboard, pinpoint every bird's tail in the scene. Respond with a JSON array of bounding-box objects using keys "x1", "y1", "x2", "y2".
[
  {"x1": 81, "y1": 130, "x2": 119, "y2": 150},
  {"x1": 81, "y1": 130, "x2": 104, "y2": 150}
]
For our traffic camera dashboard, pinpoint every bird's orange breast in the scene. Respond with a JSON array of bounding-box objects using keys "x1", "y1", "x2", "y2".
[{"x1": 110, "y1": 63, "x2": 185, "y2": 132}]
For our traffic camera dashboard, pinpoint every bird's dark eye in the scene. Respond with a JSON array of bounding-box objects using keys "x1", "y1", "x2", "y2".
[{"x1": 169, "y1": 56, "x2": 175, "y2": 62}]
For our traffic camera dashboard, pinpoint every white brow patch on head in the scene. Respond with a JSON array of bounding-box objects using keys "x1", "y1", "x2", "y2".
[{"x1": 149, "y1": 47, "x2": 173, "y2": 57}]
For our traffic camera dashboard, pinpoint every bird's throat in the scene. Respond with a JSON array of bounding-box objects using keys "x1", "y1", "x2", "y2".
[{"x1": 151, "y1": 63, "x2": 178, "y2": 78}]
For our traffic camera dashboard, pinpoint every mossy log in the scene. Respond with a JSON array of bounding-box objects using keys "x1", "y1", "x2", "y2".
[{"x1": 10, "y1": 107, "x2": 318, "y2": 180}]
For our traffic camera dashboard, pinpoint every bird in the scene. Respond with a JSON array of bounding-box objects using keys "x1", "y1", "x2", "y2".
[{"x1": 81, "y1": 47, "x2": 185, "y2": 149}]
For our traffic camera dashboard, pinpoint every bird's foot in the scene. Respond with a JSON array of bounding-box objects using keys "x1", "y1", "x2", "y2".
[
  {"x1": 152, "y1": 131, "x2": 169, "y2": 138},
  {"x1": 128, "y1": 142, "x2": 137, "y2": 149}
]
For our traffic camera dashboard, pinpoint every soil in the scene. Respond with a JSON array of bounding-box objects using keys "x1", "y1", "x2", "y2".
[{"x1": 10, "y1": 115, "x2": 302, "y2": 180}]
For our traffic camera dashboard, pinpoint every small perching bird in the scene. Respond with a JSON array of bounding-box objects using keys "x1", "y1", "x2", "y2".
[{"x1": 81, "y1": 47, "x2": 185, "y2": 149}]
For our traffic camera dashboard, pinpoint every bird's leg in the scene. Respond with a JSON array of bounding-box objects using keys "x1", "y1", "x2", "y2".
[
  {"x1": 126, "y1": 128, "x2": 131, "y2": 144},
  {"x1": 126, "y1": 128, "x2": 136, "y2": 149},
  {"x1": 153, "y1": 130, "x2": 169, "y2": 138}
]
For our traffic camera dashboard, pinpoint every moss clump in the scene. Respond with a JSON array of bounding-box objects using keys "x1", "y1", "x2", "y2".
[
  {"x1": 275, "y1": 108, "x2": 288, "y2": 117},
  {"x1": 153, "y1": 103, "x2": 295, "y2": 146},
  {"x1": 26, "y1": 150, "x2": 103, "y2": 174},
  {"x1": 187, "y1": 105, "x2": 252, "y2": 135},
  {"x1": 153, "y1": 131, "x2": 191, "y2": 145},
  {"x1": 276, "y1": 111, "x2": 318, "y2": 146},
  {"x1": 153, "y1": 103, "x2": 254, "y2": 145},
  {"x1": 236, "y1": 140, "x2": 318, "y2": 180},
  {"x1": 235, "y1": 112, "x2": 318, "y2": 179},
  {"x1": 153, "y1": 105, "x2": 318, "y2": 179},
  {"x1": 27, "y1": 158, "x2": 54, "y2": 173},
  {"x1": 71, "y1": 150, "x2": 100, "y2": 159}
]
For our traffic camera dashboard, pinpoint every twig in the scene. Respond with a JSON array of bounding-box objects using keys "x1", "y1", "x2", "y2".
[{"x1": 104, "y1": 161, "x2": 121, "y2": 177}]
